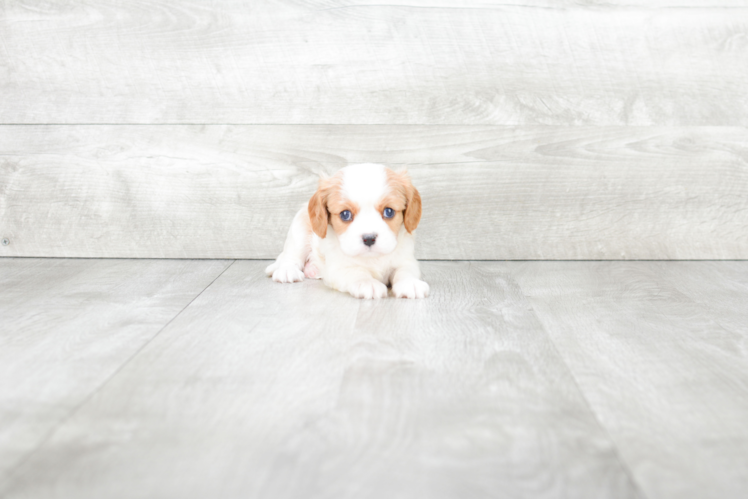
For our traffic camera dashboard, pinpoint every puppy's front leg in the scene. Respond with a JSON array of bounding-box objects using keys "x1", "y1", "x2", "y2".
[
  {"x1": 326, "y1": 267, "x2": 388, "y2": 300},
  {"x1": 391, "y1": 262, "x2": 430, "y2": 299},
  {"x1": 265, "y1": 207, "x2": 311, "y2": 283}
]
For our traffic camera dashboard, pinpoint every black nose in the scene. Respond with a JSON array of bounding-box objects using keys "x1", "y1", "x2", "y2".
[{"x1": 362, "y1": 233, "x2": 377, "y2": 247}]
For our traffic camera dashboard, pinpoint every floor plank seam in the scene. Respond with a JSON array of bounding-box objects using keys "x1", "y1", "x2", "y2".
[
  {"x1": 516, "y1": 282, "x2": 649, "y2": 498},
  {"x1": 0, "y1": 259, "x2": 237, "y2": 494}
]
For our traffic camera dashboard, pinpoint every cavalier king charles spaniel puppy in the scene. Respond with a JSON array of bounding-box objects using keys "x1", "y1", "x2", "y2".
[{"x1": 265, "y1": 163, "x2": 429, "y2": 299}]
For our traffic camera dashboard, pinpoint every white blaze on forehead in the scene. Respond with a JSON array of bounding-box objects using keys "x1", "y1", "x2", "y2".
[{"x1": 340, "y1": 163, "x2": 388, "y2": 206}]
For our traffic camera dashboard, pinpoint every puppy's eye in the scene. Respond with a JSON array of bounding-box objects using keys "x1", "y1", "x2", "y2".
[
  {"x1": 383, "y1": 207, "x2": 395, "y2": 219},
  {"x1": 340, "y1": 210, "x2": 353, "y2": 221}
]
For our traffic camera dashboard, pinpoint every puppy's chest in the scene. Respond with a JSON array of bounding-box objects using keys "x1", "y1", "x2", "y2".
[
  {"x1": 366, "y1": 264, "x2": 396, "y2": 284},
  {"x1": 311, "y1": 242, "x2": 396, "y2": 283}
]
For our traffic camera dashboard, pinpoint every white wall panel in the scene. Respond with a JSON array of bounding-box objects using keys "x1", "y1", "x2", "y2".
[
  {"x1": 1, "y1": 1, "x2": 746, "y2": 125},
  {"x1": 1, "y1": 125, "x2": 745, "y2": 259}
]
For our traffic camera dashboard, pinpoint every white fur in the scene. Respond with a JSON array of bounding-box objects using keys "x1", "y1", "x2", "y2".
[{"x1": 265, "y1": 163, "x2": 429, "y2": 299}]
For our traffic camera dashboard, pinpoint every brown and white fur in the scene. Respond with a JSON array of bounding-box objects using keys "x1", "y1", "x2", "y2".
[{"x1": 265, "y1": 163, "x2": 429, "y2": 299}]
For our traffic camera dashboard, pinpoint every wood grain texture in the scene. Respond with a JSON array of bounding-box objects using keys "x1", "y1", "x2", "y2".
[
  {"x1": 0, "y1": 258, "x2": 230, "y2": 484},
  {"x1": 1, "y1": 0, "x2": 747, "y2": 125},
  {"x1": 0, "y1": 261, "x2": 640, "y2": 498},
  {"x1": 1, "y1": 125, "x2": 746, "y2": 259},
  {"x1": 512, "y1": 261, "x2": 748, "y2": 498}
]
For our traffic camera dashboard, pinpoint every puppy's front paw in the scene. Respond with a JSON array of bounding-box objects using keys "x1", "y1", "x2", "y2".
[
  {"x1": 392, "y1": 278, "x2": 429, "y2": 299},
  {"x1": 270, "y1": 262, "x2": 305, "y2": 283},
  {"x1": 349, "y1": 279, "x2": 388, "y2": 300}
]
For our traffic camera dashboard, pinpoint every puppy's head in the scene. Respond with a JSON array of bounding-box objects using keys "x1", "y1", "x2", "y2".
[{"x1": 308, "y1": 163, "x2": 422, "y2": 257}]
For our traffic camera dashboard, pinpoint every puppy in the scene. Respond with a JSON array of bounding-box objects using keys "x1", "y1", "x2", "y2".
[{"x1": 265, "y1": 163, "x2": 429, "y2": 299}]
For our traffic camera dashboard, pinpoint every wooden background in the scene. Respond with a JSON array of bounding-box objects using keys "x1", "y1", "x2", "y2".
[{"x1": 1, "y1": 0, "x2": 747, "y2": 259}]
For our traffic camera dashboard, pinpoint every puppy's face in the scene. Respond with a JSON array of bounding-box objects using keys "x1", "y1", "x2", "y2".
[{"x1": 308, "y1": 163, "x2": 422, "y2": 257}]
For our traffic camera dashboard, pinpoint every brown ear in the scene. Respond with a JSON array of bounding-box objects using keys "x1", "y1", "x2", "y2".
[
  {"x1": 403, "y1": 182, "x2": 422, "y2": 233},
  {"x1": 308, "y1": 186, "x2": 329, "y2": 238}
]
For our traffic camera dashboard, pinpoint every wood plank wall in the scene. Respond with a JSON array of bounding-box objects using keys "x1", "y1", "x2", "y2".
[{"x1": 1, "y1": 1, "x2": 747, "y2": 259}]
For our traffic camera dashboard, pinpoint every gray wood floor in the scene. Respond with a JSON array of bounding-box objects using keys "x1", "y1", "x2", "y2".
[{"x1": 1, "y1": 258, "x2": 747, "y2": 498}]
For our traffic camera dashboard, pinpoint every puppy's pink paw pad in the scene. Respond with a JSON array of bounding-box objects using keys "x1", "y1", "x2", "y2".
[{"x1": 303, "y1": 262, "x2": 320, "y2": 279}]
